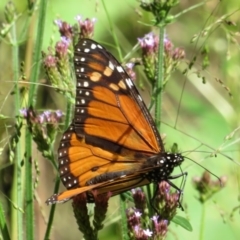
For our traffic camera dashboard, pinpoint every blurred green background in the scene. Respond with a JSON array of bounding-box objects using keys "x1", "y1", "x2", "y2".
[{"x1": 0, "y1": 0, "x2": 240, "y2": 239}]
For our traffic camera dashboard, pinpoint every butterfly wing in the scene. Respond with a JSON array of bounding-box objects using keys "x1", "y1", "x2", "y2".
[
  {"x1": 73, "y1": 39, "x2": 163, "y2": 153},
  {"x1": 46, "y1": 39, "x2": 165, "y2": 204}
]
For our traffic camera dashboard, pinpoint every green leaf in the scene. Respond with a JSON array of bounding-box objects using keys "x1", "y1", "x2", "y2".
[{"x1": 172, "y1": 215, "x2": 193, "y2": 231}]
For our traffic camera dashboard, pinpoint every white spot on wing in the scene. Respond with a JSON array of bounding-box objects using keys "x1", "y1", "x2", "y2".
[
  {"x1": 109, "y1": 61, "x2": 114, "y2": 70},
  {"x1": 91, "y1": 43, "x2": 97, "y2": 49},
  {"x1": 126, "y1": 78, "x2": 133, "y2": 88},
  {"x1": 83, "y1": 81, "x2": 89, "y2": 87},
  {"x1": 117, "y1": 66, "x2": 124, "y2": 73}
]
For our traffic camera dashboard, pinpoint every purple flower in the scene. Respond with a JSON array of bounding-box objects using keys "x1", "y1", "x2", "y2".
[
  {"x1": 76, "y1": 15, "x2": 97, "y2": 38},
  {"x1": 54, "y1": 19, "x2": 63, "y2": 28},
  {"x1": 38, "y1": 113, "x2": 45, "y2": 124},
  {"x1": 44, "y1": 54, "x2": 57, "y2": 68},
  {"x1": 138, "y1": 32, "x2": 159, "y2": 54},
  {"x1": 43, "y1": 110, "x2": 51, "y2": 122},
  {"x1": 55, "y1": 110, "x2": 63, "y2": 119},
  {"x1": 164, "y1": 37, "x2": 173, "y2": 53},
  {"x1": 143, "y1": 228, "x2": 153, "y2": 237},
  {"x1": 125, "y1": 62, "x2": 136, "y2": 81},
  {"x1": 54, "y1": 19, "x2": 73, "y2": 39},
  {"x1": 55, "y1": 36, "x2": 71, "y2": 57},
  {"x1": 19, "y1": 108, "x2": 27, "y2": 117},
  {"x1": 134, "y1": 211, "x2": 142, "y2": 218}
]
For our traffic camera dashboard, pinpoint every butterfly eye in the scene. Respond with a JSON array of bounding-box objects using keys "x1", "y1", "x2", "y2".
[{"x1": 46, "y1": 38, "x2": 184, "y2": 205}]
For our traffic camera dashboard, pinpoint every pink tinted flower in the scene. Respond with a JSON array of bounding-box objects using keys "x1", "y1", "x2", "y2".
[
  {"x1": 55, "y1": 36, "x2": 71, "y2": 57},
  {"x1": 143, "y1": 228, "x2": 153, "y2": 237},
  {"x1": 54, "y1": 19, "x2": 73, "y2": 39},
  {"x1": 44, "y1": 54, "x2": 57, "y2": 68},
  {"x1": 125, "y1": 62, "x2": 136, "y2": 81},
  {"x1": 138, "y1": 32, "x2": 159, "y2": 54},
  {"x1": 76, "y1": 15, "x2": 96, "y2": 38}
]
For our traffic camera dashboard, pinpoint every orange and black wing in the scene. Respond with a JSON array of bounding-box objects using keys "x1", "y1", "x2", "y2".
[{"x1": 46, "y1": 39, "x2": 181, "y2": 204}]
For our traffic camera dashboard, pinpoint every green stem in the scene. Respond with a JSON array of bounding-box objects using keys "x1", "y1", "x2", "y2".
[
  {"x1": 25, "y1": 0, "x2": 48, "y2": 239},
  {"x1": 101, "y1": 0, "x2": 123, "y2": 61},
  {"x1": 199, "y1": 203, "x2": 206, "y2": 240},
  {"x1": 44, "y1": 177, "x2": 60, "y2": 240},
  {"x1": 174, "y1": 1, "x2": 206, "y2": 19},
  {"x1": 25, "y1": 132, "x2": 34, "y2": 239},
  {"x1": 28, "y1": 0, "x2": 48, "y2": 104},
  {"x1": 155, "y1": 26, "x2": 165, "y2": 133},
  {"x1": 0, "y1": 201, "x2": 11, "y2": 240},
  {"x1": 120, "y1": 197, "x2": 129, "y2": 240},
  {"x1": 10, "y1": 14, "x2": 23, "y2": 240}
]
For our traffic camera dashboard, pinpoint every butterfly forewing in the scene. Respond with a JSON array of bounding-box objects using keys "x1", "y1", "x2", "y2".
[{"x1": 74, "y1": 39, "x2": 162, "y2": 153}]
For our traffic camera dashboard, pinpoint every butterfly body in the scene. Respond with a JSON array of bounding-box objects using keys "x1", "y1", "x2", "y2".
[{"x1": 46, "y1": 38, "x2": 184, "y2": 204}]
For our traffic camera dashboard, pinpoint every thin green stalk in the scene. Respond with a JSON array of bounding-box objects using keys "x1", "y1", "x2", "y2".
[
  {"x1": 10, "y1": 15, "x2": 23, "y2": 240},
  {"x1": 174, "y1": 1, "x2": 206, "y2": 19},
  {"x1": 64, "y1": 100, "x2": 73, "y2": 129},
  {"x1": 28, "y1": 0, "x2": 48, "y2": 103},
  {"x1": 120, "y1": 197, "x2": 129, "y2": 240},
  {"x1": 145, "y1": 185, "x2": 153, "y2": 216},
  {"x1": 25, "y1": 134, "x2": 34, "y2": 239},
  {"x1": 0, "y1": 201, "x2": 10, "y2": 240},
  {"x1": 25, "y1": 0, "x2": 48, "y2": 239},
  {"x1": 101, "y1": 0, "x2": 123, "y2": 61},
  {"x1": 154, "y1": 26, "x2": 165, "y2": 133},
  {"x1": 199, "y1": 203, "x2": 206, "y2": 240},
  {"x1": 44, "y1": 177, "x2": 60, "y2": 240}
]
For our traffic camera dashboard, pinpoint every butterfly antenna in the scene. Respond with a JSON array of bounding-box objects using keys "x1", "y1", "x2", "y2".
[
  {"x1": 184, "y1": 156, "x2": 223, "y2": 186},
  {"x1": 163, "y1": 122, "x2": 240, "y2": 166}
]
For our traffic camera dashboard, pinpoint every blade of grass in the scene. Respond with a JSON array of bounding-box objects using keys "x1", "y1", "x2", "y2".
[
  {"x1": 155, "y1": 25, "x2": 165, "y2": 132},
  {"x1": 101, "y1": 0, "x2": 123, "y2": 61},
  {"x1": 0, "y1": 201, "x2": 10, "y2": 240},
  {"x1": 10, "y1": 11, "x2": 23, "y2": 240},
  {"x1": 25, "y1": 0, "x2": 48, "y2": 239}
]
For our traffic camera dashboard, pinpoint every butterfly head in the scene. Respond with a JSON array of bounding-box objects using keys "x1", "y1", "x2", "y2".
[{"x1": 143, "y1": 153, "x2": 184, "y2": 183}]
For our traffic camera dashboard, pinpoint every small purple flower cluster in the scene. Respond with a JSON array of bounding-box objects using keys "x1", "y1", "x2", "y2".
[
  {"x1": 137, "y1": 32, "x2": 185, "y2": 86},
  {"x1": 72, "y1": 191, "x2": 111, "y2": 239},
  {"x1": 126, "y1": 182, "x2": 181, "y2": 239},
  {"x1": 193, "y1": 171, "x2": 227, "y2": 203},
  {"x1": 43, "y1": 16, "x2": 97, "y2": 103},
  {"x1": 20, "y1": 107, "x2": 63, "y2": 159}
]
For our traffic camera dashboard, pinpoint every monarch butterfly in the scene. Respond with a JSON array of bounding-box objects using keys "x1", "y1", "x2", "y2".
[{"x1": 46, "y1": 38, "x2": 185, "y2": 205}]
